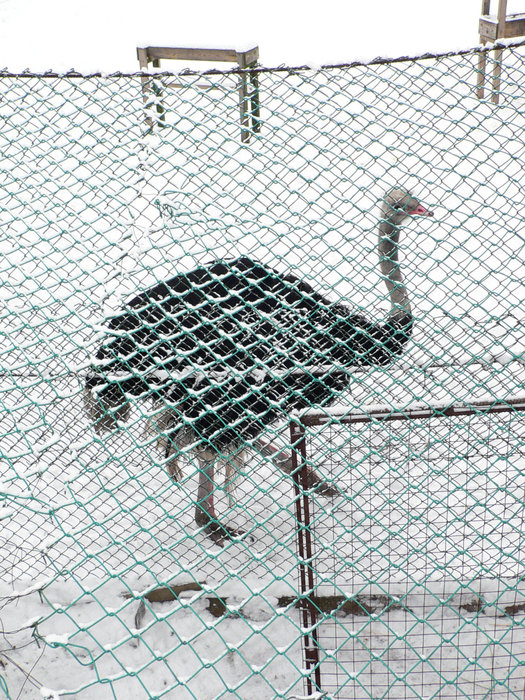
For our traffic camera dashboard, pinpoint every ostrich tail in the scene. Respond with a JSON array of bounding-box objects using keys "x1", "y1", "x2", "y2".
[{"x1": 83, "y1": 379, "x2": 130, "y2": 434}]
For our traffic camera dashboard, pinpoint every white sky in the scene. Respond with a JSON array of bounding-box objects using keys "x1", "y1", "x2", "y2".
[{"x1": 0, "y1": 0, "x2": 521, "y2": 72}]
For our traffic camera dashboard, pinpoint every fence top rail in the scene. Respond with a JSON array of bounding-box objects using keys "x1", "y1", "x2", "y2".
[
  {"x1": 2, "y1": 37, "x2": 525, "y2": 80},
  {"x1": 297, "y1": 396, "x2": 525, "y2": 427}
]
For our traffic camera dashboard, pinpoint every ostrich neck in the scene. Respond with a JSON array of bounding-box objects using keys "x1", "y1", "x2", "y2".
[{"x1": 378, "y1": 218, "x2": 411, "y2": 320}]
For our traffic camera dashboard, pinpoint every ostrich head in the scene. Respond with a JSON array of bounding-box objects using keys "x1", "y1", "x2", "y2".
[{"x1": 381, "y1": 187, "x2": 434, "y2": 226}]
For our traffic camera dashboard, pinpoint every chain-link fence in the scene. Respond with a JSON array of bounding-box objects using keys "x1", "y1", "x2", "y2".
[{"x1": 1, "y1": 41, "x2": 525, "y2": 698}]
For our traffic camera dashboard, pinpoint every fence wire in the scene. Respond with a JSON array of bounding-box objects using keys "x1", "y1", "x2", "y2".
[{"x1": 0, "y1": 42, "x2": 525, "y2": 699}]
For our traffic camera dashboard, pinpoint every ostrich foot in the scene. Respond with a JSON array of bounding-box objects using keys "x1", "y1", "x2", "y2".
[
  {"x1": 303, "y1": 468, "x2": 343, "y2": 497},
  {"x1": 195, "y1": 507, "x2": 248, "y2": 547},
  {"x1": 201, "y1": 520, "x2": 247, "y2": 548}
]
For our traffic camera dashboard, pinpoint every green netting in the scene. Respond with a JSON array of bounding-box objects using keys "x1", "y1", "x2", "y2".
[{"x1": 1, "y1": 42, "x2": 525, "y2": 699}]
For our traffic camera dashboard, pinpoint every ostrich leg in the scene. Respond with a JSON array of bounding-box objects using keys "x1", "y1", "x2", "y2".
[{"x1": 195, "y1": 450, "x2": 245, "y2": 546}]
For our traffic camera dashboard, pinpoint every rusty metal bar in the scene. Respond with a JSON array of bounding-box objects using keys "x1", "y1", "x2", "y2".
[
  {"x1": 290, "y1": 420, "x2": 322, "y2": 696},
  {"x1": 300, "y1": 396, "x2": 525, "y2": 428}
]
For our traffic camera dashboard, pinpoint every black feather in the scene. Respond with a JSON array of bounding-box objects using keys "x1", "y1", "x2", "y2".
[{"x1": 86, "y1": 257, "x2": 412, "y2": 449}]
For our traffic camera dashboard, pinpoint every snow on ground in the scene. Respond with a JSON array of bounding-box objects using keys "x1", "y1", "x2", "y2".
[
  {"x1": 2, "y1": 574, "x2": 525, "y2": 698},
  {"x1": 0, "y1": 578, "x2": 306, "y2": 699},
  {"x1": 1, "y1": 45, "x2": 525, "y2": 698}
]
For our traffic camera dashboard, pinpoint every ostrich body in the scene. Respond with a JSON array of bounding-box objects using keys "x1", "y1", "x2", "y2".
[{"x1": 85, "y1": 188, "x2": 433, "y2": 544}]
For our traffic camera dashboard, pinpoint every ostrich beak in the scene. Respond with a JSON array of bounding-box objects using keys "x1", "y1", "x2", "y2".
[{"x1": 408, "y1": 204, "x2": 434, "y2": 217}]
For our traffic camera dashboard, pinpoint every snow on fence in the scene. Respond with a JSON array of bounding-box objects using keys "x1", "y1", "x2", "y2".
[{"x1": 1, "y1": 41, "x2": 525, "y2": 699}]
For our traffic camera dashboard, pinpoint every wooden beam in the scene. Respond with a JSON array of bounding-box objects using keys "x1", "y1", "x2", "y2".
[
  {"x1": 137, "y1": 47, "x2": 149, "y2": 70},
  {"x1": 136, "y1": 45, "x2": 260, "y2": 143},
  {"x1": 492, "y1": 0, "x2": 508, "y2": 103},
  {"x1": 236, "y1": 46, "x2": 260, "y2": 68},
  {"x1": 477, "y1": 45, "x2": 488, "y2": 99},
  {"x1": 477, "y1": 1, "x2": 490, "y2": 99},
  {"x1": 124, "y1": 581, "x2": 203, "y2": 603},
  {"x1": 497, "y1": 0, "x2": 508, "y2": 27},
  {"x1": 479, "y1": 13, "x2": 525, "y2": 41},
  {"x1": 136, "y1": 47, "x2": 153, "y2": 129},
  {"x1": 136, "y1": 46, "x2": 259, "y2": 64},
  {"x1": 501, "y1": 15, "x2": 525, "y2": 37},
  {"x1": 477, "y1": 0, "x2": 525, "y2": 103}
]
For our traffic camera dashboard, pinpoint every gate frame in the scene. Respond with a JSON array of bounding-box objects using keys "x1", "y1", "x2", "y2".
[{"x1": 290, "y1": 395, "x2": 525, "y2": 696}]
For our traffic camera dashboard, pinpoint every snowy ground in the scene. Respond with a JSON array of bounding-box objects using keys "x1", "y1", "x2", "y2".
[
  {"x1": 2, "y1": 575, "x2": 525, "y2": 699},
  {"x1": 0, "y1": 578, "x2": 306, "y2": 699}
]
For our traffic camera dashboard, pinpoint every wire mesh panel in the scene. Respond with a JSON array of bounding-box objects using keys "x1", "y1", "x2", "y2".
[
  {"x1": 291, "y1": 401, "x2": 525, "y2": 699},
  {"x1": 0, "y1": 41, "x2": 525, "y2": 698}
]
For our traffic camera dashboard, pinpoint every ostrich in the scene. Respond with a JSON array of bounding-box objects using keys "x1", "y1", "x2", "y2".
[{"x1": 84, "y1": 187, "x2": 433, "y2": 545}]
